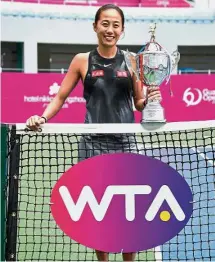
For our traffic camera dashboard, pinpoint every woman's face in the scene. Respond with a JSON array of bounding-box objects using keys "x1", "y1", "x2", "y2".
[{"x1": 94, "y1": 9, "x2": 124, "y2": 48}]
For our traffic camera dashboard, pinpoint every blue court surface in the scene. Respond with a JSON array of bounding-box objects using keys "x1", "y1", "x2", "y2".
[{"x1": 157, "y1": 146, "x2": 215, "y2": 261}]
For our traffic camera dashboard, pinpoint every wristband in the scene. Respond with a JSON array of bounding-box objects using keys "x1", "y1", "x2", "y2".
[{"x1": 41, "y1": 116, "x2": 48, "y2": 123}]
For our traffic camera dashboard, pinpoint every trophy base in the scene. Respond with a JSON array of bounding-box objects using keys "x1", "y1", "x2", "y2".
[
  {"x1": 141, "y1": 102, "x2": 166, "y2": 123},
  {"x1": 141, "y1": 120, "x2": 166, "y2": 123}
]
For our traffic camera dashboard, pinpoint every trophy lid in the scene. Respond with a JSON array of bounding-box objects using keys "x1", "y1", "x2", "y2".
[
  {"x1": 145, "y1": 23, "x2": 162, "y2": 52},
  {"x1": 149, "y1": 23, "x2": 156, "y2": 42}
]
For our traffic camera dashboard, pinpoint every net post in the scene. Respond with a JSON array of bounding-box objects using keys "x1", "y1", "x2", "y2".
[
  {"x1": 1, "y1": 124, "x2": 8, "y2": 261},
  {"x1": 5, "y1": 125, "x2": 20, "y2": 261}
]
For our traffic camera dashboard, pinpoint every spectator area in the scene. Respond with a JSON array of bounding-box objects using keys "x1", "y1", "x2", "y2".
[{"x1": 2, "y1": 0, "x2": 193, "y2": 7}]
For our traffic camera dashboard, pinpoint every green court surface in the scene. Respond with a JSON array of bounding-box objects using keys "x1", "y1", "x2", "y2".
[{"x1": 16, "y1": 134, "x2": 156, "y2": 261}]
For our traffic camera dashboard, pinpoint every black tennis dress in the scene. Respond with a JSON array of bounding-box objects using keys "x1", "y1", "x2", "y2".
[{"x1": 78, "y1": 48, "x2": 141, "y2": 162}]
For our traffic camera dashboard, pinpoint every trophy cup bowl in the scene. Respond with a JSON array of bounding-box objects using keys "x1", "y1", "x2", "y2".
[{"x1": 124, "y1": 23, "x2": 180, "y2": 123}]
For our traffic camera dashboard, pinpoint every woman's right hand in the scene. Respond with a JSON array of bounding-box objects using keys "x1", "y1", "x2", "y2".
[{"x1": 26, "y1": 115, "x2": 46, "y2": 131}]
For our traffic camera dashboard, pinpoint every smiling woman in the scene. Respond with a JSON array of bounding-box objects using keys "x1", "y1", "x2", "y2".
[
  {"x1": 26, "y1": 4, "x2": 161, "y2": 129},
  {"x1": 25, "y1": 4, "x2": 162, "y2": 261}
]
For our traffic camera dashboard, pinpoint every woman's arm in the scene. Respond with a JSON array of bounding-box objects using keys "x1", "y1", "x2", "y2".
[
  {"x1": 132, "y1": 74, "x2": 146, "y2": 112},
  {"x1": 41, "y1": 54, "x2": 83, "y2": 120},
  {"x1": 26, "y1": 53, "x2": 86, "y2": 129}
]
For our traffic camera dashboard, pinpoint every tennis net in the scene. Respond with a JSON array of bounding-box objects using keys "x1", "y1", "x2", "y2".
[{"x1": 2, "y1": 120, "x2": 215, "y2": 261}]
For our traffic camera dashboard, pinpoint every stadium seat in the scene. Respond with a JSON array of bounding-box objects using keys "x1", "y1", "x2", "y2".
[{"x1": 2, "y1": 0, "x2": 192, "y2": 7}]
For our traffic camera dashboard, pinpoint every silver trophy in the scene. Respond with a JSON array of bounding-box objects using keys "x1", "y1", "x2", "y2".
[{"x1": 125, "y1": 23, "x2": 180, "y2": 123}]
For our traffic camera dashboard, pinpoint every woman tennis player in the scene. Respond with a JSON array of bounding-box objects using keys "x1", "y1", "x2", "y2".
[{"x1": 26, "y1": 4, "x2": 161, "y2": 261}]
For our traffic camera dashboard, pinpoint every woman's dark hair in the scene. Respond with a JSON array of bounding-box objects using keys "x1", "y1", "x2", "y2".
[{"x1": 94, "y1": 4, "x2": 125, "y2": 27}]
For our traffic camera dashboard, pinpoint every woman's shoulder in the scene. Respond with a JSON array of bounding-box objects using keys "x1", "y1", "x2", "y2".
[
  {"x1": 69, "y1": 52, "x2": 91, "y2": 70},
  {"x1": 73, "y1": 52, "x2": 90, "y2": 62}
]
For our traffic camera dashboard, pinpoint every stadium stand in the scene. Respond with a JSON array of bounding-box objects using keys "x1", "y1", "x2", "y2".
[{"x1": 2, "y1": 0, "x2": 193, "y2": 7}]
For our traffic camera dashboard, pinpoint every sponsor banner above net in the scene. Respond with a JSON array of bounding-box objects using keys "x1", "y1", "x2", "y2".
[{"x1": 1, "y1": 73, "x2": 214, "y2": 123}]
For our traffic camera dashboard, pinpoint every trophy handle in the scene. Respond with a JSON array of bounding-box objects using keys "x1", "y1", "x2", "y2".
[
  {"x1": 160, "y1": 47, "x2": 180, "y2": 84},
  {"x1": 164, "y1": 50, "x2": 180, "y2": 84},
  {"x1": 170, "y1": 50, "x2": 180, "y2": 72},
  {"x1": 124, "y1": 50, "x2": 140, "y2": 82},
  {"x1": 132, "y1": 66, "x2": 140, "y2": 82}
]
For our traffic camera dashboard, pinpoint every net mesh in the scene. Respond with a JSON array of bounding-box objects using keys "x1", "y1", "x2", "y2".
[{"x1": 5, "y1": 122, "x2": 215, "y2": 261}]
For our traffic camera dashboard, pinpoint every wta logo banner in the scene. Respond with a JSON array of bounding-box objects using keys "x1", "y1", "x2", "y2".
[{"x1": 51, "y1": 153, "x2": 193, "y2": 253}]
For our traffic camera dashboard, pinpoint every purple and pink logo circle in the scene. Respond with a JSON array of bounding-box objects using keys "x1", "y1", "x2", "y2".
[{"x1": 51, "y1": 153, "x2": 193, "y2": 253}]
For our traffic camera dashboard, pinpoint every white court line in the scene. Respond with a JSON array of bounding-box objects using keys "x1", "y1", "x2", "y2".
[{"x1": 155, "y1": 246, "x2": 162, "y2": 261}]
